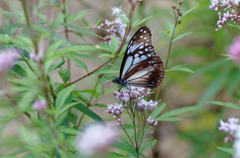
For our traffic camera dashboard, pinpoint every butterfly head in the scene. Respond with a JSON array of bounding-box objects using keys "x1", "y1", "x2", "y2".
[{"x1": 113, "y1": 78, "x2": 128, "y2": 90}]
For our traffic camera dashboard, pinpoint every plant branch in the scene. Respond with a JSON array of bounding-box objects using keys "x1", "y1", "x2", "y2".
[
  {"x1": 64, "y1": 58, "x2": 112, "y2": 88},
  {"x1": 62, "y1": 0, "x2": 71, "y2": 83},
  {"x1": 155, "y1": 9, "x2": 178, "y2": 101}
]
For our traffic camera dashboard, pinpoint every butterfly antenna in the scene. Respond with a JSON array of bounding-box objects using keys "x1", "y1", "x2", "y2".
[{"x1": 99, "y1": 81, "x2": 113, "y2": 96}]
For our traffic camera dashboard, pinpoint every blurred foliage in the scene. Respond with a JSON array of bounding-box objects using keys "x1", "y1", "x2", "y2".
[{"x1": 0, "y1": 0, "x2": 239, "y2": 157}]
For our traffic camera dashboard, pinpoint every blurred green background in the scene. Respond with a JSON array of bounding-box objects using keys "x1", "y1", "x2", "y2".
[{"x1": 1, "y1": 0, "x2": 240, "y2": 157}]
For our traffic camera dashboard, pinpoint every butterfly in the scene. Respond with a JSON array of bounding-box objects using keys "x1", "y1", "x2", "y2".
[{"x1": 113, "y1": 26, "x2": 165, "y2": 90}]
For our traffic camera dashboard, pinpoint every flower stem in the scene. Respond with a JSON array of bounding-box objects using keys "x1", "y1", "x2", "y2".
[
  {"x1": 64, "y1": 58, "x2": 113, "y2": 89},
  {"x1": 155, "y1": 11, "x2": 178, "y2": 101},
  {"x1": 62, "y1": 0, "x2": 71, "y2": 83}
]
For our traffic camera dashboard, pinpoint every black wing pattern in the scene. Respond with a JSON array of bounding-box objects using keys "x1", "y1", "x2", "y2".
[{"x1": 118, "y1": 26, "x2": 164, "y2": 88}]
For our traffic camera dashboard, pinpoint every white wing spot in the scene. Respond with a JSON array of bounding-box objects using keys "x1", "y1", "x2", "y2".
[
  {"x1": 140, "y1": 29, "x2": 143, "y2": 32},
  {"x1": 147, "y1": 40, "x2": 149, "y2": 42},
  {"x1": 139, "y1": 51, "x2": 144, "y2": 54},
  {"x1": 140, "y1": 36, "x2": 143, "y2": 38},
  {"x1": 147, "y1": 54, "x2": 151, "y2": 57},
  {"x1": 133, "y1": 36, "x2": 136, "y2": 39},
  {"x1": 145, "y1": 43, "x2": 148, "y2": 46},
  {"x1": 141, "y1": 56, "x2": 148, "y2": 61},
  {"x1": 144, "y1": 37, "x2": 147, "y2": 40},
  {"x1": 143, "y1": 31, "x2": 147, "y2": 33},
  {"x1": 139, "y1": 45, "x2": 144, "y2": 49},
  {"x1": 134, "y1": 54, "x2": 139, "y2": 57},
  {"x1": 130, "y1": 42, "x2": 144, "y2": 53},
  {"x1": 121, "y1": 56, "x2": 133, "y2": 79},
  {"x1": 145, "y1": 48, "x2": 148, "y2": 51}
]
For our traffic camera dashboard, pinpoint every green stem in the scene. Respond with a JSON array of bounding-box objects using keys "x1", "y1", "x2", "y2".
[
  {"x1": 63, "y1": 0, "x2": 71, "y2": 83},
  {"x1": 155, "y1": 15, "x2": 178, "y2": 101},
  {"x1": 76, "y1": 114, "x2": 84, "y2": 129}
]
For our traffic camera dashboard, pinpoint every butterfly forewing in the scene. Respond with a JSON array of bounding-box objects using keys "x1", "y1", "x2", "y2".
[
  {"x1": 120, "y1": 26, "x2": 154, "y2": 79},
  {"x1": 118, "y1": 26, "x2": 164, "y2": 88}
]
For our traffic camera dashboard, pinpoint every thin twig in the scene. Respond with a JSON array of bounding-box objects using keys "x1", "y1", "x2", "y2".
[
  {"x1": 155, "y1": 9, "x2": 178, "y2": 101},
  {"x1": 64, "y1": 58, "x2": 112, "y2": 88},
  {"x1": 62, "y1": 0, "x2": 71, "y2": 83}
]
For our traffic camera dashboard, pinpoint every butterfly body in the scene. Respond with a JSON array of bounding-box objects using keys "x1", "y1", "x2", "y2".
[{"x1": 113, "y1": 26, "x2": 165, "y2": 90}]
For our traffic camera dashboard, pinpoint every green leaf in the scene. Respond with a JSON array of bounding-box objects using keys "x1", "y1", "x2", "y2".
[
  {"x1": 60, "y1": 23, "x2": 102, "y2": 39},
  {"x1": 132, "y1": 15, "x2": 153, "y2": 27},
  {"x1": 0, "y1": 11, "x2": 24, "y2": 19},
  {"x1": 49, "y1": 57, "x2": 65, "y2": 71},
  {"x1": 56, "y1": 46, "x2": 104, "y2": 55},
  {"x1": 156, "y1": 106, "x2": 199, "y2": 120},
  {"x1": 110, "y1": 37, "x2": 118, "y2": 54},
  {"x1": 158, "y1": 30, "x2": 170, "y2": 42},
  {"x1": 25, "y1": 146, "x2": 39, "y2": 157},
  {"x1": 58, "y1": 68, "x2": 71, "y2": 83},
  {"x1": 157, "y1": 117, "x2": 182, "y2": 122},
  {"x1": 167, "y1": 65, "x2": 194, "y2": 73},
  {"x1": 107, "y1": 152, "x2": 125, "y2": 157},
  {"x1": 93, "y1": 69, "x2": 119, "y2": 74},
  {"x1": 11, "y1": 36, "x2": 33, "y2": 47},
  {"x1": 0, "y1": 113, "x2": 21, "y2": 124},
  {"x1": 74, "y1": 103, "x2": 105, "y2": 125},
  {"x1": 98, "y1": 54, "x2": 115, "y2": 58},
  {"x1": 150, "y1": 102, "x2": 166, "y2": 119},
  {"x1": 59, "y1": 127, "x2": 81, "y2": 135},
  {"x1": 182, "y1": 4, "x2": 199, "y2": 17},
  {"x1": 97, "y1": 43, "x2": 111, "y2": 51},
  {"x1": 67, "y1": 10, "x2": 90, "y2": 23},
  {"x1": 172, "y1": 32, "x2": 192, "y2": 42},
  {"x1": 19, "y1": 124, "x2": 40, "y2": 146},
  {"x1": 113, "y1": 12, "x2": 130, "y2": 25},
  {"x1": 207, "y1": 101, "x2": 240, "y2": 110},
  {"x1": 10, "y1": 17, "x2": 25, "y2": 36},
  {"x1": 216, "y1": 146, "x2": 235, "y2": 155},
  {"x1": 79, "y1": 89, "x2": 98, "y2": 99},
  {"x1": 0, "y1": 34, "x2": 11, "y2": 43},
  {"x1": 12, "y1": 64, "x2": 26, "y2": 76},
  {"x1": 57, "y1": 102, "x2": 79, "y2": 116},
  {"x1": 198, "y1": 72, "x2": 228, "y2": 104},
  {"x1": 229, "y1": 23, "x2": 240, "y2": 29},
  {"x1": 65, "y1": 54, "x2": 89, "y2": 73},
  {"x1": 82, "y1": 18, "x2": 89, "y2": 27},
  {"x1": 56, "y1": 85, "x2": 75, "y2": 108},
  {"x1": 165, "y1": 22, "x2": 174, "y2": 36},
  {"x1": 72, "y1": 53, "x2": 116, "y2": 67}
]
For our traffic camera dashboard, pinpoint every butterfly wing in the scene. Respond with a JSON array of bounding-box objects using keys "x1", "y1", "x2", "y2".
[{"x1": 119, "y1": 26, "x2": 165, "y2": 88}]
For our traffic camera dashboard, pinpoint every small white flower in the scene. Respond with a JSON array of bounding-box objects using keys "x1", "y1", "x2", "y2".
[{"x1": 76, "y1": 124, "x2": 118, "y2": 156}]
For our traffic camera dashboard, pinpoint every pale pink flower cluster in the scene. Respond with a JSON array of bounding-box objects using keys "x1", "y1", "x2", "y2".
[
  {"x1": 98, "y1": 6, "x2": 127, "y2": 44},
  {"x1": 113, "y1": 86, "x2": 151, "y2": 105},
  {"x1": 0, "y1": 48, "x2": 19, "y2": 74},
  {"x1": 219, "y1": 117, "x2": 240, "y2": 156},
  {"x1": 209, "y1": 0, "x2": 240, "y2": 31},
  {"x1": 32, "y1": 100, "x2": 47, "y2": 111},
  {"x1": 147, "y1": 116, "x2": 158, "y2": 127},
  {"x1": 107, "y1": 86, "x2": 159, "y2": 126},
  {"x1": 76, "y1": 124, "x2": 118, "y2": 156},
  {"x1": 106, "y1": 103, "x2": 123, "y2": 125},
  {"x1": 30, "y1": 53, "x2": 42, "y2": 62},
  {"x1": 228, "y1": 34, "x2": 240, "y2": 62}
]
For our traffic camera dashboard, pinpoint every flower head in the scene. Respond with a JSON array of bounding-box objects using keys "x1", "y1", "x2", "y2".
[
  {"x1": 0, "y1": 48, "x2": 19, "y2": 74},
  {"x1": 98, "y1": 6, "x2": 127, "y2": 44},
  {"x1": 107, "y1": 86, "x2": 160, "y2": 127},
  {"x1": 32, "y1": 100, "x2": 47, "y2": 111},
  {"x1": 76, "y1": 124, "x2": 118, "y2": 156},
  {"x1": 228, "y1": 34, "x2": 240, "y2": 62}
]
